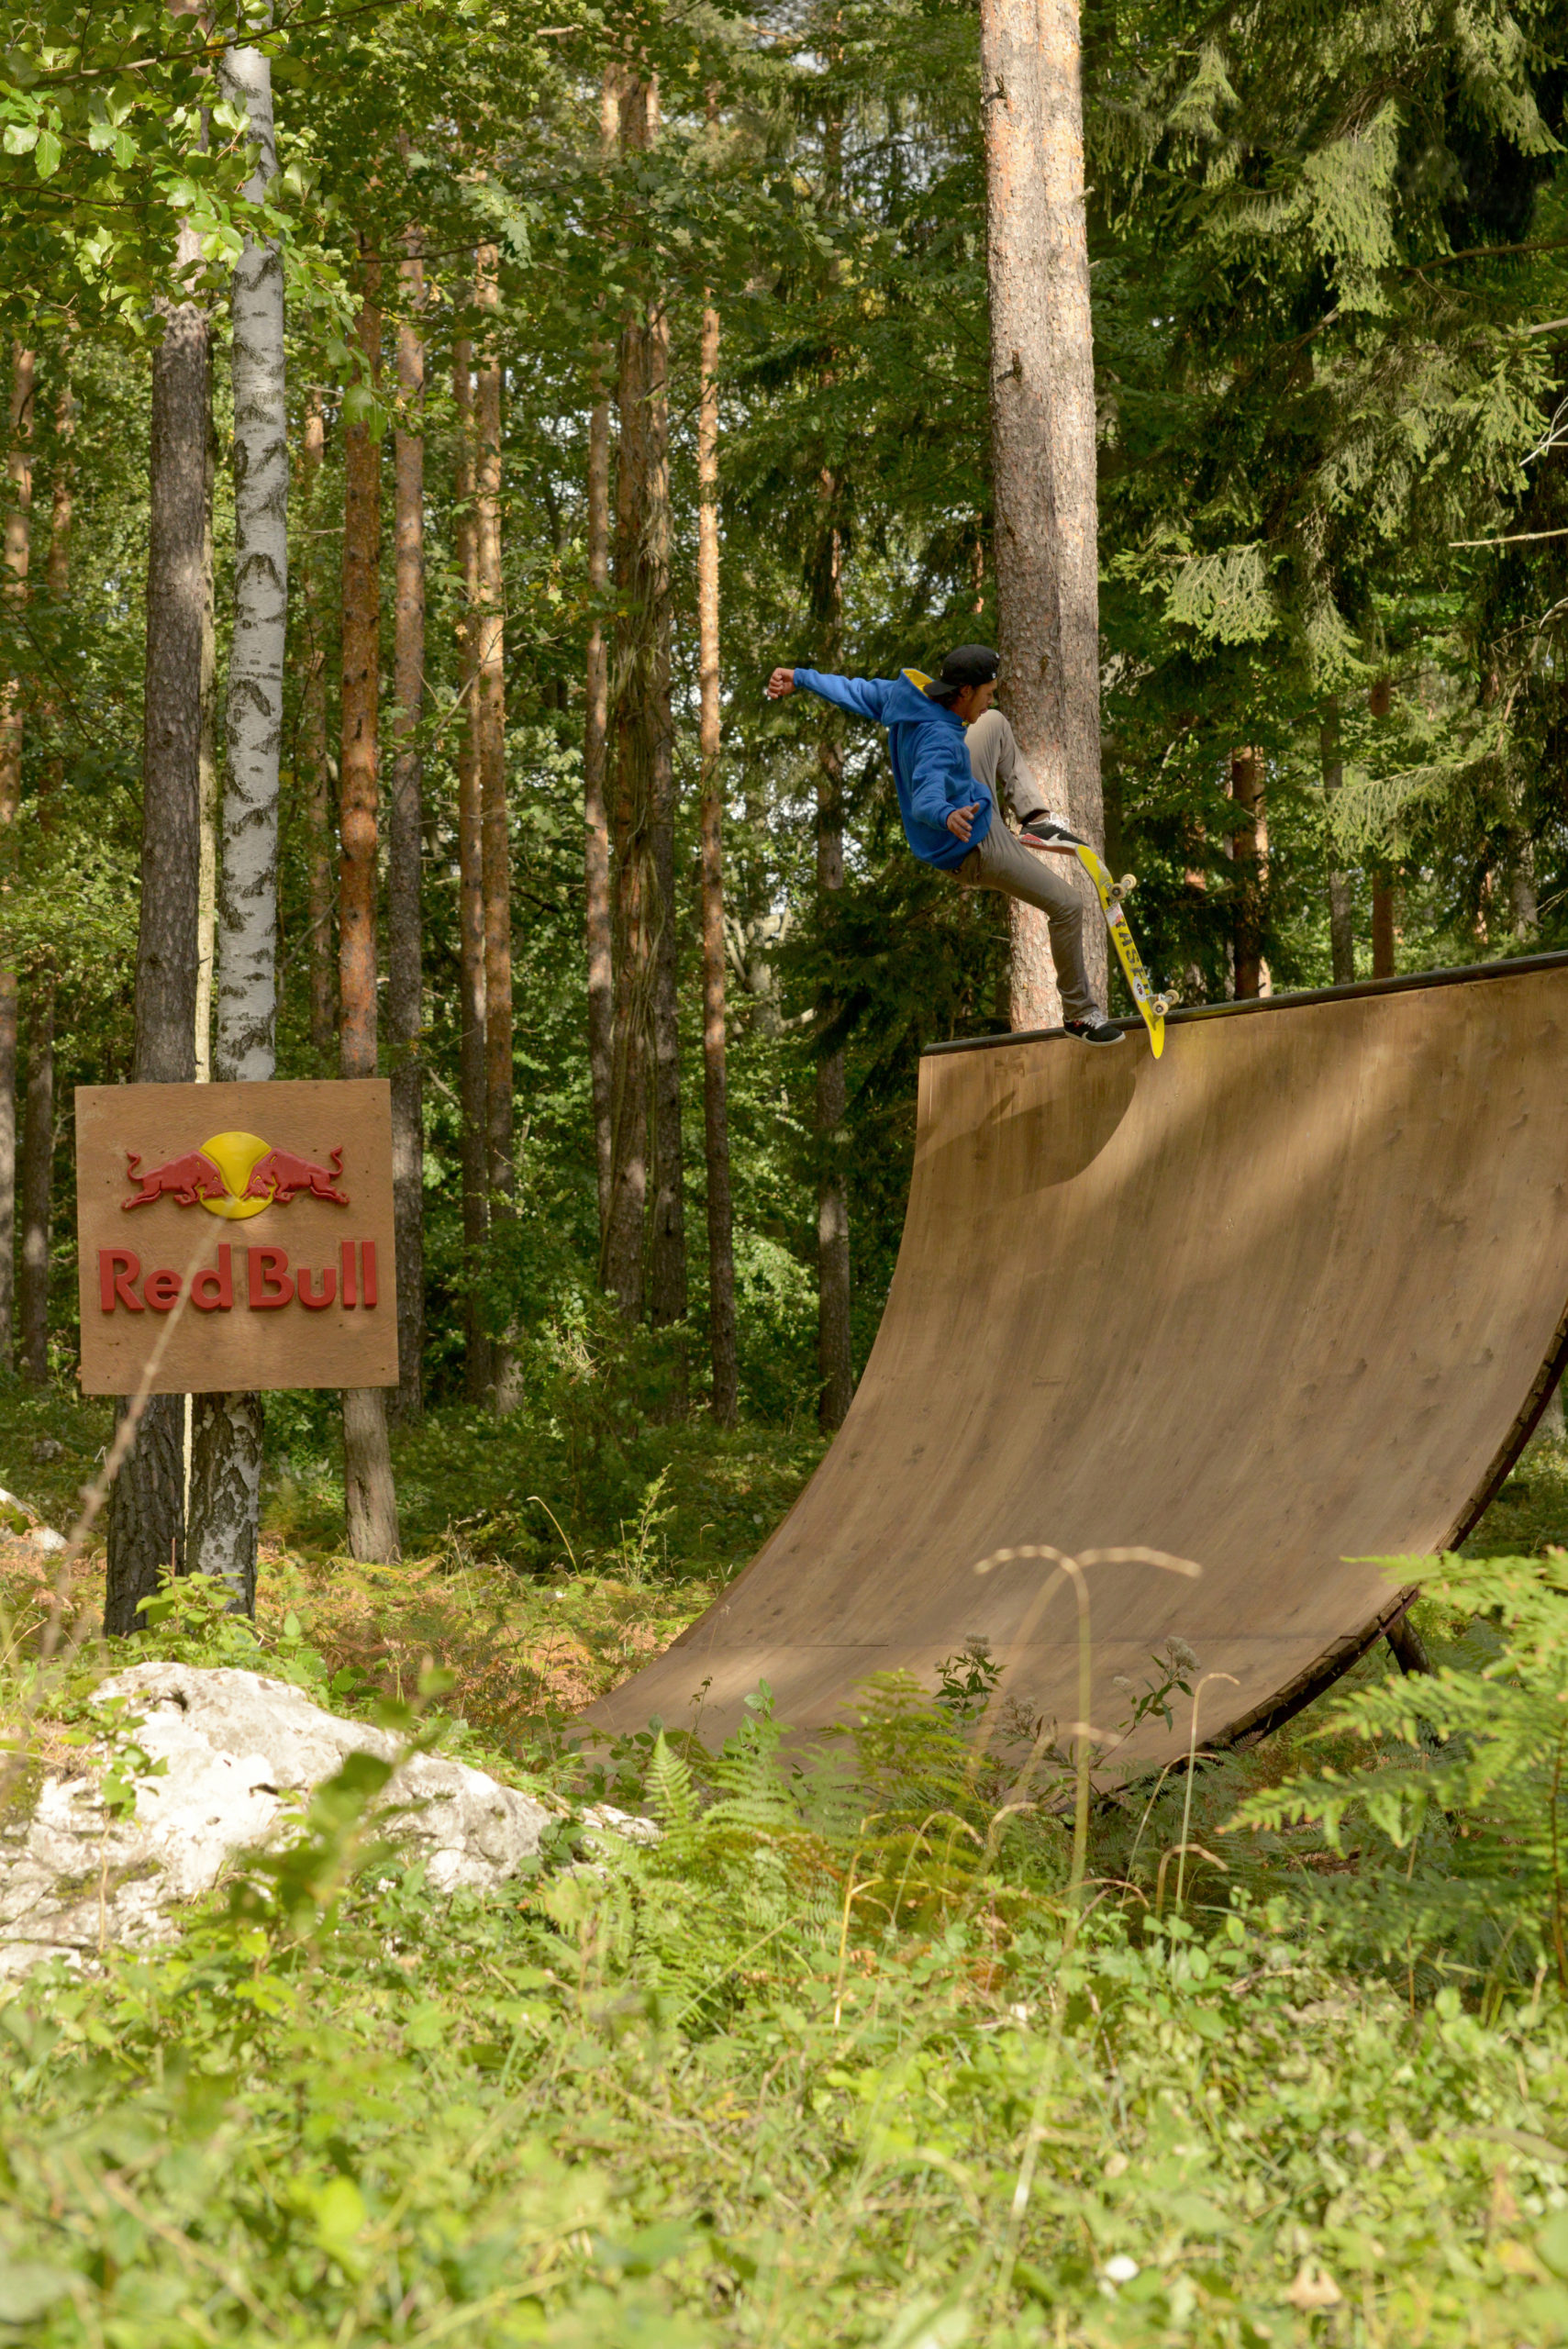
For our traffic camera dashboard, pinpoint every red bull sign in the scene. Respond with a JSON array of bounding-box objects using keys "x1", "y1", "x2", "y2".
[{"x1": 74, "y1": 1080, "x2": 398, "y2": 1396}]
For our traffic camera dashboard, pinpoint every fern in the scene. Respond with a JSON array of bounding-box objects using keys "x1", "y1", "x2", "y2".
[{"x1": 1231, "y1": 1553, "x2": 1568, "y2": 1985}]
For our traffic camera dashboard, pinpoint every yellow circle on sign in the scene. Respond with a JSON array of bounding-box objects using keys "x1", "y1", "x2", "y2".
[{"x1": 197, "y1": 1130, "x2": 272, "y2": 1220}]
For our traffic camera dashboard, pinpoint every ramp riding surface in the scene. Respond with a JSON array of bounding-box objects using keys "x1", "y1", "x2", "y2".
[{"x1": 586, "y1": 957, "x2": 1568, "y2": 1769}]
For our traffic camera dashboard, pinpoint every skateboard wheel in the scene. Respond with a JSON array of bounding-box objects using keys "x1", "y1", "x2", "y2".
[
  {"x1": 1152, "y1": 996, "x2": 1169, "y2": 1019},
  {"x1": 1118, "y1": 874, "x2": 1137, "y2": 896}
]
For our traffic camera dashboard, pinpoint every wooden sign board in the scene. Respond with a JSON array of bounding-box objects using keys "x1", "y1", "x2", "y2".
[{"x1": 74, "y1": 1079, "x2": 399, "y2": 1397}]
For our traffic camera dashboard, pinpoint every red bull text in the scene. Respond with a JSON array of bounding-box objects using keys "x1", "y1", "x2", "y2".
[{"x1": 98, "y1": 1240, "x2": 379, "y2": 1317}]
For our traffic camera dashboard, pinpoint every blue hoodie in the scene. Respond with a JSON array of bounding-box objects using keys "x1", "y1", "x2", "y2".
[{"x1": 792, "y1": 668, "x2": 990, "y2": 871}]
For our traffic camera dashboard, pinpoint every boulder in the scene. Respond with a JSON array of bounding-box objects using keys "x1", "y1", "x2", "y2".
[{"x1": 0, "y1": 1663, "x2": 554, "y2": 1979}]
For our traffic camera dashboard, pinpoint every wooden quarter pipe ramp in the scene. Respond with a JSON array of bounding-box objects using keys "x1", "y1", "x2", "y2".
[{"x1": 586, "y1": 956, "x2": 1568, "y2": 1768}]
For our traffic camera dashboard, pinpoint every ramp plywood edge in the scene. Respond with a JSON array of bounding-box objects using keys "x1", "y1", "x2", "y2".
[{"x1": 584, "y1": 956, "x2": 1568, "y2": 1773}]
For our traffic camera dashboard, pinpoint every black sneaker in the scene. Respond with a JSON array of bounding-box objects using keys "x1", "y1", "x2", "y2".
[
  {"x1": 1064, "y1": 1016, "x2": 1125, "y2": 1046},
  {"x1": 1019, "y1": 814, "x2": 1086, "y2": 846}
]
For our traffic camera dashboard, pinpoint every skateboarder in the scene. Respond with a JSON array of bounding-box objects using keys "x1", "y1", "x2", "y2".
[{"x1": 765, "y1": 645, "x2": 1122, "y2": 1043}]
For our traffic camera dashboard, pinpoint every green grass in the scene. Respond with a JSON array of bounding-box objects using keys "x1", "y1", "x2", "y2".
[{"x1": 6, "y1": 1392, "x2": 1568, "y2": 2342}]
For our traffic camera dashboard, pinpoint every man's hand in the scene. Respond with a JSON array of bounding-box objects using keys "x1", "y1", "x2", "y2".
[
  {"x1": 765, "y1": 667, "x2": 795, "y2": 700},
  {"x1": 946, "y1": 801, "x2": 983, "y2": 843}
]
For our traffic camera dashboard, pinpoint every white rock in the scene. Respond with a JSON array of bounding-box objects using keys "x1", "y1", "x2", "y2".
[
  {"x1": 580, "y1": 1803, "x2": 661, "y2": 1848},
  {"x1": 27, "y1": 1529, "x2": 68, "y2": 1553},
  {"x1": 0, "y1": 1663, "x2": 553, "y2": 1977}
]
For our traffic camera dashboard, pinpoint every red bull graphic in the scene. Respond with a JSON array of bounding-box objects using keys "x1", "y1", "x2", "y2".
[
  {"x1": 122, "y1": 1150, "x2": 228, "y2": 1209},
  {"x1": 243, "y1": 1144, "x2": 349, "y2": 1206},
  {"x1": 77, "y1": 1076, "x2": 397, "y2": 1396},
  {"x1": 98, "y1": 1239, "x2": 379, "y2": 1318},
  {"x1": 122, "y1": 1130, "x2": 349, "y2": 1219}
]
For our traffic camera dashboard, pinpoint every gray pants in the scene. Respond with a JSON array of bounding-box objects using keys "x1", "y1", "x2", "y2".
[{"x1": 954, "y1": 711, "x2": 1098, "y2": 1025}]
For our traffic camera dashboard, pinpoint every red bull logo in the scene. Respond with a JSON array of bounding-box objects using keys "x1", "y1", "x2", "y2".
[
  {"x1": 104, "y1": 1127, "x2": 368, "y2": 1322},
  {"x1": 123, "y1": 1130, "x2": 349, "y2": 1218}
]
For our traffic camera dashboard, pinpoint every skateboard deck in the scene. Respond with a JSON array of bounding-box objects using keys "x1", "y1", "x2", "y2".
[{"x1": 1072, "y1": 844, "x2": 1167, "y2": 1057}]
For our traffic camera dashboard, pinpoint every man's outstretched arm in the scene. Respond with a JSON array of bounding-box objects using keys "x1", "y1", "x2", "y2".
[{"x1": 767, "y1": 666, "x2": 891, "y2": 722}]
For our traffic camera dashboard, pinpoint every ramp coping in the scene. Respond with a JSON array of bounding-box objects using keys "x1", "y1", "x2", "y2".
[{"x1": 923, "y1": 946, "x2": 1568, "y2": 1055}]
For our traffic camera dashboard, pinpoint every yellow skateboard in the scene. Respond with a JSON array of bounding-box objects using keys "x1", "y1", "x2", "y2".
[{"x1": 1072, "y1": 844, "x2": 1168, "y2": 1058}]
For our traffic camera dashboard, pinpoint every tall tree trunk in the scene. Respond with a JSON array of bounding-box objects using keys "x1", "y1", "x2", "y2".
[
  {"x1": 19, "y1": 380, "x2": 68, "y2": 1387},
  {"x1": 338, "y1": 245, "x2": 401, "y2": 1563},
  {"x1": 187, "y1": 40, "x2": 288, "y2": 1616},
  {"x1": 813, "y1": 474, "x2": 852, "y2": 1432},
  {"x1": 453, "y1": 328, "x2": 491, "y2": 1397},
  {"x1": 645, "y1": 349, "x2": 686, "y2": 1393},
  {"x1": 979, "y1": 0, "x2": 1106, "y2": 1029},
  {"x1": 601, "y1": 72, "x2": 663, "y2": 1321},
  {"x1": 584, "y1": 68, "x2": 619, "y2": 1242},
  {"x1": 1320, "y1": 696, "x2": 1354, "y2": 984},
  {"x1": 474, "y1": 244, "x2": 519, "y2": 1410},
  {"x1": 0, "y1": 345, "x2": 35, "y2": 1363},
  {"x1": 697, "y1": 295, "x2": 738, "y2": 1429},
  {"x1": 1372, "y1": 878, "x2": 1396, "y2": 976},
  {"x1": 301, "y1": 387, "x2": 336, "y2": 1056},
  {"x1": 193, "y1": 381, "x2": 217, "y2": 1083},
  {"x1": 106, "y1": 237, "x2": 207, "y2": 1634},
  {"x1": 1229, "y1": 747, "x2": 1266, "y2": 1000},
  {"x1": 389, "y1": 228, "x2": 426, "y2": 1422}
]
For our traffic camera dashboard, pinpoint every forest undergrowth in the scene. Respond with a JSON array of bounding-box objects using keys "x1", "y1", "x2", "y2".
[{"x1": 4, "y1": 1413, "x2": 1568, "y2": 2342}]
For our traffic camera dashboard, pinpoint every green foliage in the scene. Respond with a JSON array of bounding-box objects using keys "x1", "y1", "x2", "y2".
[
  {"x1": 12, "y1": 1586, "x2": 1568, "y2": 2340},
  {"x1": 1233, "y1": 1550, "x2": 1568, "y2": 1991}
]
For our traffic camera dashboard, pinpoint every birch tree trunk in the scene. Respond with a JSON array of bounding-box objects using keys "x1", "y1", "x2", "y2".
[
  {"x1": 194, "y1": 383, "x2": 217, "y2": 1084},
  {"x1": 300, "y1": 388, "x2": 336, "y2": 1057},
  {"x1": 389, "y1": 229, "x2": 426, "y2": 1421},
  {"x1": 338, "y1": 246, "x2": 401, "y2": 1564},
  {"x1": 19, "y1": 383, "x2": 71, "y2": 1387},
  {"x1": 187, "y1": 39, "x2": 288, "y2": 1616},
  {"x1": 453, "y1": 329, "x2": 491, "y2": 1397},
  {"x1": 475, "y1": 245, "x2": 519, "y2": 1411},
  {"x1": 698, "y1": 297, "x2": 738, "y2": 1428},
  {"x1": 583, "y1": 67, "x2": 620, "y2": 1242},
  {"x1": 979, "y1": 0, "x2": 1106, "y2": 1028},
  {"x1": 0, "y1": 345, "x2": 35, "y2": 1364},
  {"x1": 106, "y1": 229, "x2": 207, "y2": 1634},
  {"x1": 812, "y1": 475, "x2": 852, "y2": 1432},
  {"x1": 601, "y1": 72, "x2": 662, "y2": 1321}
]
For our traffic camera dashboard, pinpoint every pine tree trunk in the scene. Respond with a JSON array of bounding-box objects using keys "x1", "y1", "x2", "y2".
[
  {"x1": 601, "y1": 72, "x2": 664, "y2": 1322},
  {"x1": 389, "y1": 228, "x2": 426, "y2": 1422},
  {"x1": 1372, "y1": 879, "x2": 1396, "y2": 976},
  {"x1": 584, "y1": 68, "x2": 619, "y2": 1242},
  {"x1": 474, "y1": 245, "x2": 519, "y2": 1411},
  {"x1": 301, "y1": 388, "x2": 336, "y2": 1057},
  {"x1": 979, "y1": 0, "x2": 1106, "y2": 1029},
  {"x1": 18, "y1": 982, "x2": 52, "y2": 1387},
  {"x1": 697, "y1": 297, "x2": 738, "y2": 1428},
  {"x1": 188, "y1": 39, "x2": 288, "y2": 1614},
  {"x1": 812, "y1": 476, "x2": 852, "y2": 1432},
  {"x1": 644, "y1": 259, "x2": 685, "y2": 1389},
  {"x1": 453, "y1": 328, "x2": 491, "y2": 1397},
  {"x1": 1229, "y1": 747, "x2": 1266, "y2": 999},
  {"x1": 0, "y1": 345, "x2": 36, "y2": 1363},
  {"x1": 338, "y1": 244, "x2": 401, "y2": 1562},
  {"x1": 107, "y1": 236, "x2": 207, "y2": 1635},
  {"x1": 19, "y1": 386, "x2": 72, "y2": 1386},
  {"x1": 1321, "y1": 697, "x2": 1355, "y2": 983}
]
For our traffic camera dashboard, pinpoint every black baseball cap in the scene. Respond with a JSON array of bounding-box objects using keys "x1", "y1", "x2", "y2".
[{"x1": 922, "y1": 645, "x2": 1000, "y2": 698}]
